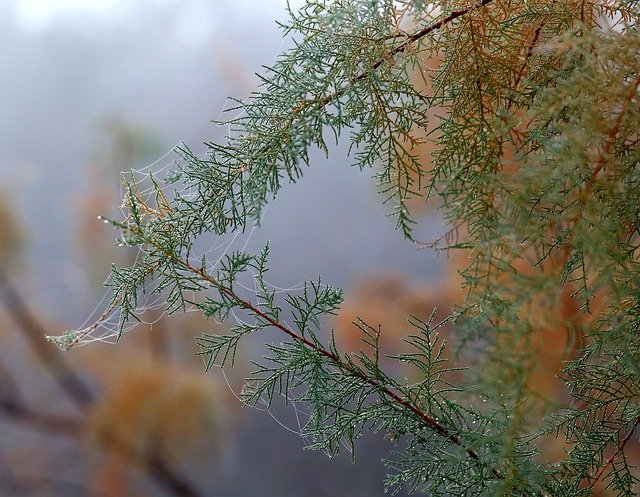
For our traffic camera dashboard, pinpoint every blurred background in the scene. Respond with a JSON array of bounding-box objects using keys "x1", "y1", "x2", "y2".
[{"x1": 0, "y1": 1, "x2": 449, "y2": 495}]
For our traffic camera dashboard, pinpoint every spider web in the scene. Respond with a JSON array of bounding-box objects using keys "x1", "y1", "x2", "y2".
[
  {"x1": 47, "y1": 31, "x2": 345, "y2": 441},
  {"x1": 52, "y1": 142, "x2": 320, "y2": 438}
]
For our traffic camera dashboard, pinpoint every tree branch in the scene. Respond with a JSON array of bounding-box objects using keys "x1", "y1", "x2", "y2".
[
  {"x1": 0, "y1": 357, "x2": 80, "y2": 436},
  {"x1": 0, "y1": 267, "x2": 203, "y2": 497},
  {"x1": 562, "y1": 72, "x2": 640, "y2": 258},
  {"x1": 0, "y1": 267, "x2": 95, "y2": 407},
  {"x1": 167, "y1": 250, "x2": 504, "y2": 482}
]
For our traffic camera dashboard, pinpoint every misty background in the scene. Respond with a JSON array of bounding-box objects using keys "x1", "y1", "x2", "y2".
[{"x1": 0, "y1": 1, "x2": 445, "y2": 495}]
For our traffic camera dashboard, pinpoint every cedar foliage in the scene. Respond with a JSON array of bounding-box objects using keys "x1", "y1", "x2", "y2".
[{"x1": 54, "y1": 1, "x2": 640, "y2": 495}]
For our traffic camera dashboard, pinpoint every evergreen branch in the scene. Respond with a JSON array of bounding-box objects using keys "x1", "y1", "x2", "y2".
[
  {"x1": 509, "y1": 5, "x2": 551, "y2": 106},
  {"x1": 351, "y1": 0, "x2": 497, "y2": 85},
  {"x1": 165, "y1": 0, "x2": 499, "y2": 239},
  {"x1": 61, "y1": 2, "x2": 640, "y2": 495},
  {"x1": 158, "y1": 246, "x2": 506, "y2": 482}
]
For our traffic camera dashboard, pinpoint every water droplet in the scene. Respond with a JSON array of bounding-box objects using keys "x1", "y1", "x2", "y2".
[{"x1": 103, "y1": 219, "x2": 109, "y2": 224}]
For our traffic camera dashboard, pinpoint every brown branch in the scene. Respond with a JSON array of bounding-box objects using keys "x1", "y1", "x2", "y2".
[
  {"x1": 358, "y1": 0, "x2": 496, "y2": 80},
  {"x1": 0, "y1": 267, "x2": 95, "y2": 407},
  {"x1": 0, "y1": 356, "x2": 81, "y2": 435},
  {"x1": 0, "y1": 396, "x2": 81, "y2": 436},
  {"x1": 166, "y1": 251, "x2": 504, "y2": 482},
  {"x1": 0, "y1": 268, "x2": 203, "y2": 497},
  {"x1": 510, "y1": 15, "x2": 547, "y2": 104},
  {"x1": 147, "y1": 454, "x2": 202, "y2": 497}
]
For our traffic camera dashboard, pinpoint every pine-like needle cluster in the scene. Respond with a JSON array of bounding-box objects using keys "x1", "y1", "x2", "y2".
[{"x1": 55, "y1": 1, "x2": 640, "y2": 495}]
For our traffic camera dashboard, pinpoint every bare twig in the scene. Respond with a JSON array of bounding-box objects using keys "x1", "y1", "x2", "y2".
[
  {"x1": 0, "y1": 357, "x2": 80, "y2": 435},
  {"x1": 0, "y1": 267, "x2": 203, "y2": 497},
  {"x1": 0, "y1": 267, "x2": 94, "y2": 407},
  {"x1": 0, "y1": 396, "x2": 81, "y2": 436}
]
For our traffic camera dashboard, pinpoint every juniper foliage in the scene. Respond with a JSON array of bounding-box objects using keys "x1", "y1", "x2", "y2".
[{"x1": 55, "y1": 1, "x2": 640, "y2": 495}]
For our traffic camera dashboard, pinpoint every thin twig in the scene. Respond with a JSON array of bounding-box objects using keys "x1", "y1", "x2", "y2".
[
  {"x1": 0, "y1": 357, "x2": 80, "y2": 435},
  {"x1": 0, "y1": 266, "x2": 94, "y2": 407},
  {"x1": 0, "y1": 267, "x2": 203, "y2": 497},
  {"x1": 0, "y1": 396, "x2": 81, "y2": 436},
  {"x1": 319, "y1": 0, "x2": 496, "y2": 108}
]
